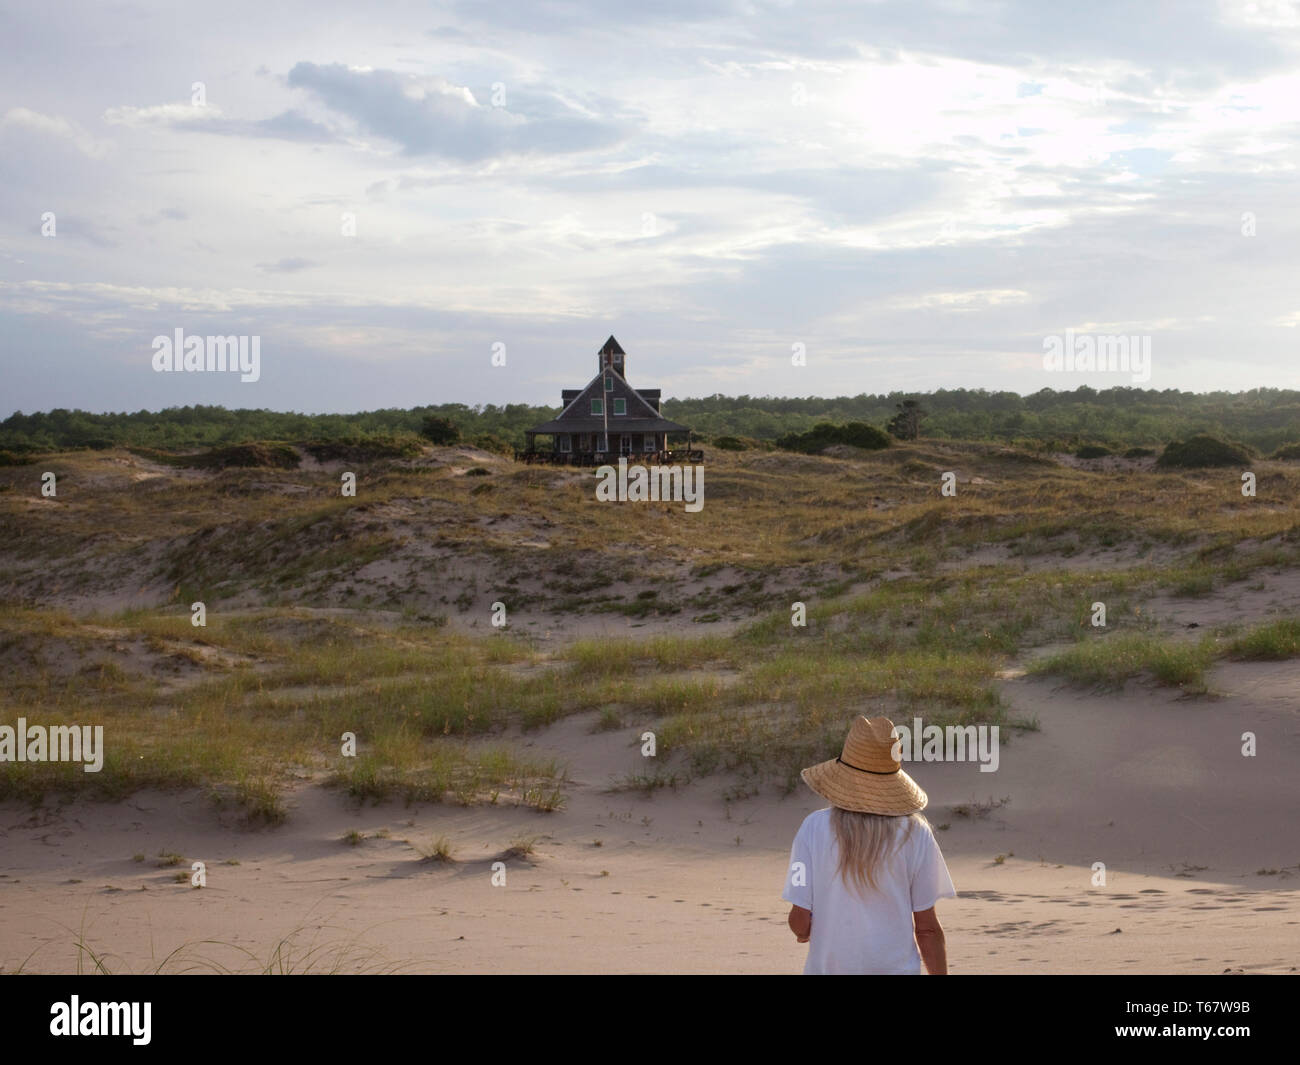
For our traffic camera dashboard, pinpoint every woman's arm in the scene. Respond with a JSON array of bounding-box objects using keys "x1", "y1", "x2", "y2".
[
  {"x1": 913, "y1": 906, "x2": 947, "y2": 974},
  {"x1": 788, "y1": 904, "x2": 811, "y2": 943}
]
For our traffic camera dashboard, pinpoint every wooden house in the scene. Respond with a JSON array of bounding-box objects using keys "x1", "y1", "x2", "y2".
[{"x1": 518, "y1": 336, "x2": 701, "y2": 465}]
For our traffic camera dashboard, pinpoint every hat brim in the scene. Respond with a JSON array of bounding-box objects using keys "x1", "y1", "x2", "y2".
[{"x1": 800, "y1": 758, "x2": 928, "y2": 815}]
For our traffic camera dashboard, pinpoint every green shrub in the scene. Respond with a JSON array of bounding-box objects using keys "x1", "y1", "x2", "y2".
[
  {"x1": 420, "y1": 416, "x2": 461, "y2": 446},
  {"x1": 1123, "y1": 447, "x2": 1155, "y2": 458},
  {"x1": 302, "y1": 435, "x2": 422, "y2": 462},
  {"x1": 776, "y1": 422, "x2": 890, "y2": 454},
  {"x1": 1157, "y1": 434, "x2": 1252, "y2": 469},
  {"x1": 1269, "y1": 443, "x2": 1300, "y2": 461},
  {"x1": 711, "y1": 436, "x2": 751, "y2": 451},
  {"x1": 469, "y1": 433, "x2": 513, "y2": 455},
  {"x1": 186, "y1": 443, "x2": 301, "y2": 469},
  {"x1": 1075, "y1": 445, "x2": 1111, "y2": 459}
]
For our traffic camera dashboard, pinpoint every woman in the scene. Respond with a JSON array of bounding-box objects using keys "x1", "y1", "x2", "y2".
[{"x1": 783, "y1": 715, "x2": 956, "y2": 974}]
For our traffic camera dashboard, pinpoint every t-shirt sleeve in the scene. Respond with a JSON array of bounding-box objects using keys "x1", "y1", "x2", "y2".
[
  {"x1": 909, "y1": 823, "x2": 957, "y2": 912},
  {"x1": 782, "y1": 817, "x2": 814, "y2": 910}
]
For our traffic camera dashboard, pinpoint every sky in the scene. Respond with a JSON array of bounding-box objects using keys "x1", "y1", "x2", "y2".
[{"x1": 2, "y1": 0, "x2": 1300, "y2": 419}]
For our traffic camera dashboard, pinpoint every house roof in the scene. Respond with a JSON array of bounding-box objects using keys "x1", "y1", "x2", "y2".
[
  {"x1": 526, "y1": 338, "x2": 690, "y2": 437},
  {"x1": 564, "y1": 386, "x2": 660, "y2": 410}
]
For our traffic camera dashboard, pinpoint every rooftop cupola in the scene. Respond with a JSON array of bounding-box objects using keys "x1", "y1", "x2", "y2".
[{"x1": 598, "y1": 335, "x2": 626, "y2": 378}]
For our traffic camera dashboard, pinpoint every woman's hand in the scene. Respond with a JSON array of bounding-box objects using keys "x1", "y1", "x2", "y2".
[{"x1": 788, "y1": 904, "x2": 812, "y2": 942}]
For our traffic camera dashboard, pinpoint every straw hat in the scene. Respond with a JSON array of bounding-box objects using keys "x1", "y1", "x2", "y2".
[{"x1": 801, "y1": 716, "x2": 927, "y2": 815}]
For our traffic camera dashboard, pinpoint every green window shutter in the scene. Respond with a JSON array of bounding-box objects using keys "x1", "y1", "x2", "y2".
[
  {"x1": 605, "y1": 375, "x2": 613, "y2": 391},
  {"x1": 591, "y1": 399, "x2": 603, "y2": 415},
  {"x1": 613, "y1": 398, "x2": 626, "y2": 415}
]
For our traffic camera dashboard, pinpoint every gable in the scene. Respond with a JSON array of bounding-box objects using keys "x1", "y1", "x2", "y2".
[{"x1": 552, "y1": 364, "x2": 662, "y2": 423}]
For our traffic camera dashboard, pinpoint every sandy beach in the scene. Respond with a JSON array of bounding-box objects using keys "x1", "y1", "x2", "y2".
[{"x1": 5, "y1": 668, "x2": 1296, "y2": 975}]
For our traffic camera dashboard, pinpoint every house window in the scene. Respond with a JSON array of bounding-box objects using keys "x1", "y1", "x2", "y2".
[
  {"x1": 595, "y1": 435, "x2": 607, "y2": 452},
  {"x1": 613, "y1": 398, "x2": 626, "y2": 415},
  {"x1": 644, "y1": 434, "x2": 655, "y2": 452},
  {"x1": 558, "y1": 436, "x2": 571, "y2": 452},
  {"x1": 604, "y1": 375, "x2": 613, "y2": 391},
  {"x1": 591, "y1": 398, "x2": 603, "y2": 415}
]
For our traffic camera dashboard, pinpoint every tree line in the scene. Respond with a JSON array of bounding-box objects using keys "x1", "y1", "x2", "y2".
[{"x1": 2, "y1": 386, "x2": 1298, "y2": 455}]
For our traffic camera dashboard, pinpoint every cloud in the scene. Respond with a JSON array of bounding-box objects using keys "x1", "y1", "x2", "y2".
[
  {"x1": 30, "y1": 213, "x2": 118, "y2": 248},
  {"x1": 174, "y1": 109, "x2": 339, "y2": 143},
  {"x1": 104, "y1": 100, "x2": 338, "y2": 143},
  {"x1": 103, "y1": 102, "x2": 213, "y2": 128},
  {"x1": 256, "y1": 257, "x2": 320, "y2": 274},
  {"x1": 1, "y1": 107, "x2": 113, "y2": 158},
  {"x1": 285, "y1": 62, "x2": 625, "y2": 159},
  {"x1": 877, "y1": 289, "x2": 1033, "y2": 313},
  {"x1": 248, "y1": 109, "x2": 337, "y2": 142},
  {"x1": 138, "y1": 207, "x2": 189, "y2": 226},
  {"x1": 6, "y1": 0, "x2": 1300, "y2": 412}
]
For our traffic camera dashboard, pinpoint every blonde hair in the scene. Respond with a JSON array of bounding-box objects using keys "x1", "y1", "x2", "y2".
[{"x1": 830, "y1": 807, "x2": 929, "y2": 895}]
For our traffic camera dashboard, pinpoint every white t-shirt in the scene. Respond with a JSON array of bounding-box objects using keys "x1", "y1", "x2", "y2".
[{"x1": 782, "y1": 808, "x2": 956, "y2": 975}]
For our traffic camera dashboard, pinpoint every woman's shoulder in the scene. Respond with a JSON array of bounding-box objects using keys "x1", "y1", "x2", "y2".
[
  {"x1": 903, "y1": 814, "x2": 942, "y2": 850},
  {"x1": 796, "y1": 807, "x2": 833, "y2": 833},
  {"x1": 908, "y1": 813, "x2": 936, "y2": 836}
]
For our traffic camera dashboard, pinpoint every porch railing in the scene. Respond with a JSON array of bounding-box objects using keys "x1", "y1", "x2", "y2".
[{"x1": 513, "y1": 449, "x2": 705, "y2": 466}]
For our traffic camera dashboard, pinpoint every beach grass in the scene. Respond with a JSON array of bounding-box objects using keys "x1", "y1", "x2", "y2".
[
  {"x1": 1227, "y1": 617, "x2": 1300, "y2": 660},
  {"x1": 1028, "y1": 632, "x2": 1218, "y2": 691},
  {"x1": 3, "y1": 442, "x2": 1299, "y2": 811}
]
